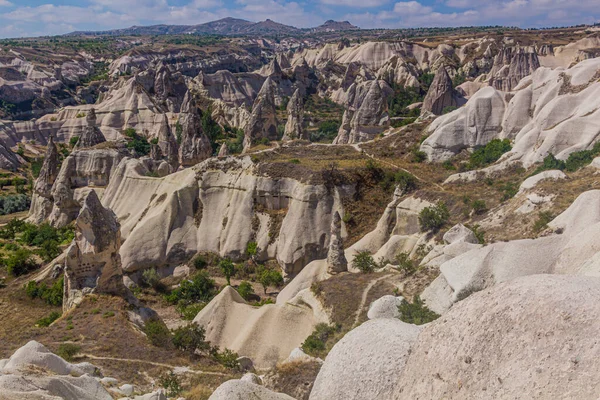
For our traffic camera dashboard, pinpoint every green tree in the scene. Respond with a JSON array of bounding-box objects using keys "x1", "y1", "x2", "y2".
[
  {"x1": 352, "y1": 251, "x2": 377, "y2": 274},
  {"x1": 219, "y1": 259, "x2": 235, "y2": 285},
  {"x1": 237, "y1": 281, "x2": 255, "y2": 301},
  {"x1": 418, "y1": 202, "x2": 450, "y2": 232},
  {"x1": 258, "y1": 267, "x2": 283, "y2": 295}
]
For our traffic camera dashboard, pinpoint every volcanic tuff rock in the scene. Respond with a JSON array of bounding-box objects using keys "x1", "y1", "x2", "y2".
[
  {"x1": 28, "y1": 135, "x2": 60, "y2": 224},
  {"x1": 488, "y1": 46, "x2": 540, "y2": 91},
  {"x1": 178, "y1": 91, "x2": 213, "y2": 167},
  {"x1": 243, "y1": 76, "x2": 278, "y2": 150},
  {"x1": 421, "y1": 57, "x2": 600, "y2": 166},
  {"x1": 282, "y1": 88, "x2": 306, "y2": 141},
  {"x1": 209, "y1": 379, "x2": 295, "y2": 400},
  {"x1": 74, "y1": 108, "x2": 106, "y2": 149},
  {"x1": 63, "y1": 190, "x2": 128, "y2": 311},
  {"x1": 155, "y1": 114, "x2": 179, "y2": 169},
  {"x1": 333, "y1": 79, "x2": 392, "y2": 144},
  {"x1": 326, "y1": 211, "x2": 347, "y2": 274},
  {"x1": 421, "y1": 65, "x2": 460, "y2": 115}
]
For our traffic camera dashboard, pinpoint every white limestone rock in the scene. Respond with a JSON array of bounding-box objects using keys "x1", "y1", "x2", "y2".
[{"x1": 367, "y1": 295, "x2": 404, "y2": 320}]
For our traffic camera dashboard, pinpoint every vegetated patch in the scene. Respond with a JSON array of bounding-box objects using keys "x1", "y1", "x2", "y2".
[
  {"x1": 398, "y1": 295, "x2": 440, "y2": 325},
  {"x1": 301, "y1": 323, "x2": 340, "y2": 358},
  {"x1": 467, "y1": 139, "x2": 512, "y2": 170},
  {"x1": 263, "y1": 361, "x2": 322, "y2": 400}
]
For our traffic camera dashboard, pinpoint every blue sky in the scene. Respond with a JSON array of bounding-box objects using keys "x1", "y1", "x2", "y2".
[{"x1": 0, "y1": 0, "x2": 598, "y2": 38}]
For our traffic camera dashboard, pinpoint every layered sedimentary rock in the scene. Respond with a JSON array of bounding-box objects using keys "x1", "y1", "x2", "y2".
[
  {"x1": 488, "y1": 46, "x2": 540, "y2": 91},
  {"x1": 63, "y1": 190, "x2": 128, "y2": 311},
  {"x1": 74, "y1": 108, "x2": 106, "y2": 149},
  {"x1": 178, "y1": 92, "x2": 212, "y2": 166},
  {"x1": 421, "y1": 65, "x2": 459, "y2": 115},
  {"x1": 326, "y1": 211, "x2": 347, "y2": 274},
  {"x1": 102, "y1": 157, "x2": 348, "y2": 277},
  {"x1": 333, "y1": 80, "x2": 392, "y2": 144},
  {"x1": 421, "y1": 57, "x2": 600, "y2": 166},
  {"x1": 28, "y1": 135, "x2": 60, "y2": 224},
  {"x1": 243, "y1": 77, "x2": 278, "y2": 150},
  {"x1": 282, "y1": 89, "x2": 306, "y2": 141}
]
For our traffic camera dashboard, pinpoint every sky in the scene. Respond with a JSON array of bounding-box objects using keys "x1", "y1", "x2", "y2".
[{"x1": 0, "y1": 0, "x2": 598, "y2": 38}]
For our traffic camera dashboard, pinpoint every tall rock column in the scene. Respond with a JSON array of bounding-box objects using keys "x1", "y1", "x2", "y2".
[
  {"x1": 156, "y1": 115, "x2": 179, "y2": 169},
  {"x1": 282, "y1": 89, "x2": 306, "y2": 141},
  {"x1": 422, "y1": 65, "x2": 457, "y2": 116},
  {"x1": 63, "y1": 191, "x2": 128, "y2": 311},
  {"x1": 178, "y1": 91, "x2": 212, "y2": 167},
  {"x1": 327, "y1": 211, "x2": 347, "y2": 274},
  {"x1": 243, "y1": 76, "x2": 278, "y2": 151},
  {"x1": 27, "y1": 135, "x2": 60, "y2": 224},
  {"x1": 75, "y1": 108, "x2": 106, "y2": 149}
]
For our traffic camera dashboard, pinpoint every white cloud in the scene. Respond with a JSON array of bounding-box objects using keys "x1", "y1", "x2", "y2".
[
  {"x1": 393, "y1": 1, "x2": 432, "y2": 15},
  {"x1": 319, "y1": 0, "x2": 390, "y2": 7},
  {"x1": 0, "y1": 0, "x2": 12, "y2": 7}
]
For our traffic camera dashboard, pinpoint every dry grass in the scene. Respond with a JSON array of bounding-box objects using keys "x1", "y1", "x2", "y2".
[{"x1": 263, "y1": 361, "x2": 322, "y2": 400}]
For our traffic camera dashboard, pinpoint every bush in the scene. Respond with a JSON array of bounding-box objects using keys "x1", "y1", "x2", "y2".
[
  {"x1": 411, "y1": 150, "x2": 427, "y2": 163},
  {"x1": 171, "y1": 323, "x2": 211, "y2": 356},
  {"x1": 69, "y1": 136, "x2": 79, "y2": 147},
  {"x1": 144, "y1": 319, "x2": 172, "y2": 347},
  {"x1": 258, "y1": 267, "x2": 283, "y2": 294},
  {"x1": 398, "y1": 296, "x2": 440, "y2": 325},
  {"x1": 159, "y1": 372, "x2": 183, "y2": 397},
  {"x1": 219, "y1": 259, "x2": 235, "y2": 285},
  {"x1": 301, "y1": 323, "x2": 339, "y2": 357},
  {"x1": 123, "y1": 128, "x2": 151, "y2": 156},
  {"x1": 395, "y1": 252, "x2": 417, "y2": 274},
  {"x1": 57, "y1": 343, "x2": 80, "y2": 361},
  {"x1": 237, "y1": 281, "x2": 255, "y2": 301},
  {"x1": 36, "y1": 311, "x2": 61, "y2": 327},
  {"x1": 192, "y1": 255, "x2": 207, "y2": 270},
  {"x1": 141, "y1": 268, "x2": 161, "y2": 289},
  {"x1": 564, "y1": 142, "x2": 600, "y2": 172},
  {"x1": 0, "y1": 194, "x2": 31, "y2": 215},
  {"x1": 532, "y1": 153, "x2": 566, "y2": 175},
  {"x1": 214, "y1": 348, "x2": 240, "y2": 369},
  {"x1": 471, "y1": 199, "x2": 488, "y2": 215},
  {"x1": 352, "y1": 251, "x2": 377, "y2": 274},
  {"x1": 25, "y1": 277, "x2": 64, "y2": 306},
  {"x1": 177, "y1": 303, "x2": 205, "y2": 320},
  {"x1": 500, "y1": 181, "x2": 519, "y2": 201},
  {"x1": 5, "y1": 248, "x2": 38, "y2": 276},
  {"x1": 418, "y1": 202, "x2": 450, "y2": 232},
  {"x1": 245, "y1": 241, "x2": 258, "y2": 259},
  {"x1": 533, "y1": 211, "x2": 554, "y2": 233},
  {"x1": 165, "y1": 271, "x2": 217, "y2": 306},
  {"x1": 468, "y1": 224, "x2": 486, "y2": 244},
  {"x1": 310, "y1": 120, "x2": 340, "y2": 143},
  {"x1": 468, "y1": 139, "x2": 512, "y2": 169}
]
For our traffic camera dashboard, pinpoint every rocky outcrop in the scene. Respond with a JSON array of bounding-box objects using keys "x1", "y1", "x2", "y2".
[
  {"x1": 0, "y1": 341, "x2": 111, "y2": 400},
  {"x1": 63, "y1": 190, "x2": 128, "y2": 311},
  {"x1": 326, "y1": 211, "x2": 347, "y2": 274},
  {"x1": 309, "y1": 319, "x2": 421, "y2": 400},
  {"x1": 209, "y1": 379, "x2": 294, "y2": 400},
  {"x1": 217, "y1": 143, "x2": 229, "y2": 157},
  {"x1": 333, "y1": 80, "x2": 392, "y2": 144},
  {"x1": 367, "y1": 295, "x2": 403, "y2": 320},
  {"x1": 282, "y1": 89, "x2": 306, "y2": 141},
  {"x1": 74, "y1": 108, "x2": 106, "y2": 149},
  {"x1": 421, "y1": 65, "x2": 459, "y2": 115},
  {"x1": 156, "y1": 114, "x2": 179, "y2": 168},
  {"x1": 421, "y1": 57, "x2": 600, "y2": 166},
  {"x1": 243, "y1": 77, "x2": 278, "y2": 150},
  {"x1": 178, "y1": 91, "x2": 212, "y2": 167},
  {"x1": 488, "y1": 46, "x2": 540, "y2": 91},
  {"x1": 28, "y1": 135, "x2": 60, "y2": 224}
]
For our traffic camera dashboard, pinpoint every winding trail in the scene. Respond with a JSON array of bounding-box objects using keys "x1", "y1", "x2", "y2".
[
  {"x1": 352, "y1": 273, "x2": 393, "y2": 327},
  {"x1": 80, "y1": 354, "x2": 228, "y2": 376}
]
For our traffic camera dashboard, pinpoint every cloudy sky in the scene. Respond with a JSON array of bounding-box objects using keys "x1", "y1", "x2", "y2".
[{"x1": 0, "y1": 0, "x2": 597, "y2": 38}]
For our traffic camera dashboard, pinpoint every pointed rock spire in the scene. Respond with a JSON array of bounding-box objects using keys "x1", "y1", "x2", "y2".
[
  {"x1": 34, "y1": 135, "x2": 59, "y2": 196},
  {"x1": 243, "y1": 77, "x2": 278, "y2": 151},
  {"x1": 178, "y1": 91, "x2": 212, "y2": 167},
  {"x1": 75, "y1": 108, "x2": 106, "y2": 149},
  {"x1": 156, "y1": 115, "x2": 179, "y2": 168},
  {"x1": 218, "y1": 143, "x2": 229, "y2": 157},
  {"x1": 422, "y1": 66, "x2": 457, "y2": 115},
  {"x1": 282, "y1": 89, "x2": 306, "y2": 141},
  {"x1": 327, "y1": 211, "x2": 347, "y2": 274}
]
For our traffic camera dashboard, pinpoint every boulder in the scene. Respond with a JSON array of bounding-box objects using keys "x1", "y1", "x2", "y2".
[
  {"x1": 63, "y1": 190, "x2": 128, "y2": 310},
  {"x1": 517, "y1": 170, "x2": 567, "y2": 194},
  {"x1": 367, "y1": 295, "x2": 404, "y2": 320},
  {"x1": 282, "y1": 88, "x2": 306, "y2": 141},
  {"x1": 397, "y1": 275, "x2": 600, "y2": 399},
  {"x1": 309, "y1": 319, "x2": 421, "y2": 400},
  {"x1": 209, "y1": 380, "x2": 294, "y2": 400},
  {"x1": 326, "y1": 211, "x2": 347, "y2": 274},
  {"x1": 443, "y1": 224, "x2": 478, "y2": 244}
]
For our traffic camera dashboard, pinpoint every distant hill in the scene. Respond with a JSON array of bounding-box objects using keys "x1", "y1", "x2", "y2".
[{"x1": 66, "y1": 17, "x2": 359, "y2": 37}]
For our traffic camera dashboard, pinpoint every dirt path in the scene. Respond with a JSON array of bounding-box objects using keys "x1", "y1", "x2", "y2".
[
  {"x1": 352, "y1": 273, "x2": 393, "y2": 327},
  {"x1": 80, "y1": 354, "x2": 228, "y2": 376}
]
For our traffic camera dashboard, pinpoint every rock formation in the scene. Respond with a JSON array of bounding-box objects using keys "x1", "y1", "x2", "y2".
[
  {"x1": 178, "y1": 91, "x2": 212, "y2": 167},
  {"x1": 63, "y1": 190, "x2": 128, "y2": 311},
  {"x1": 333, "y1": 80, "x2": 392, "y2": 144},
  {"x1": 282, "y1": 89, "x2": 306, "y2": 141},
  {"x1": 28, "y1": 135, "x2": 60, "y2": 224},
  {"x1": 421, "y1": 65, "x2": 459, "y2": 115},
  {"x1": 209, "y1": 379, "x2": 294, "y2": 400},
  {"x1": 217, "y1": 142, "x2": 229, "y2": 157},
  {"x1": 156, "y1": 115, "x2": 179, "y2": 168},
  {"x1": 326, "y1": 211, "x2": 347, "y2": 274},
  {"x1": 488, "y1": 46, "x2": 540, "y2": 91},
  {"x1": 367, "y1": 295, "x2": 403, "y2": 320},
  {"x1": 243, "y1": 77, "x2": 278, "y2": 150},
  {"x1": 75, "y1": 108, "x2": 106, "y2": 149}
]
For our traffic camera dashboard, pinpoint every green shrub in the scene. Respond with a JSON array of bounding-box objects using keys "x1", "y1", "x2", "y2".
[
  {"x1": 245, "y1": 241, "x2": 258, "y2": 259},
  {"x1": 25, "y1": 277, "x2": 64, "y2": 306},
  {"x1": 237, "y1": 281, "x2": 255, "y2": 301},
  {"x1": 395, "y1": 252, "x2": 417, "y2": 274},
  {"x1": 411, "y1": 150, "x2": 427, "y2": 163},
  {"x1": 214, "y1": 348, "x2": 240, "y2": 369},
  {"x1": 468, "y1": 139, "x2": 512, "y2": 169},
  {"x1": 141, "y1": 268, "x2": 161, "y2": 289},
  {"x1": 500, "y1": 181, "x2": 519, "y2": 201},
  {"x1": 532, "y1": 153, "x2": 566, "y2": 175},
  {"x1": 69, "y1": 136, "x2": 79, "y2": 147},
  {"x1": 144, "y1": 319, "x2": 172, "y2": 347},
  {"x1": 564, "y1": 142, "x2": 600, "y2": 172},
  {"x1": 165, "y1": 271, "x2": 217, "y2": 306},
  {"x1": 394, "y1": 171, "x2": 418, "y2": 193},
  {"x1": 57, "y1": 343, "x2": 81, "y2": 361},
  {"x1": 471, "y1": 199, "x2": 488, "y2": 215},
  {"x1": 36, "y1": 311, "x2": 61, "y2": 327},
  {"x1": 310, "y1": 120, "x2": 340, "y2": 143},
  {"x1": 176, "y1": 303, "x2": 205, "y2": 320},
  {"x1": 5, "y1": 248, "x2": 38, "y2": 276},
  {"x1": 258, "y1": 267, "x2": 283, "y2": 294},
  {"x1": 159, "y1": 372, "x2": 183, "y2": 397},
  {"x1": 172, "y1": 323, "x2": 211, "y2": 356},
  {"x1": 533, "y1": 211, "x2": 554, "y2": 233},
  {"x1": 301, "y1": 323, "x2": 339, "y2": 357},
  {"x1": 398, "y1": 296, "x2": 440, "y2": 325},
  {"x1": 102, "y1": 311, "x2": 115, "y2": 318},
  {"x1": 418, "y1": 202, "x2": 450, "y2": 232},
  {"x1": 219, "y1": 259, "x2": 235, "y2": 285},
  {"x1": 123, "y1": 128, "x2": 151, "y2": 156},
  {"x1": 352, "y1": 251, "x2": 377, "y2": 274},
  {"x1": 468, "y1": 224, "x2": 486, "y2": 244},
  {"x1": 192, "y1": 255, "x2": 207, "y2": 270}
]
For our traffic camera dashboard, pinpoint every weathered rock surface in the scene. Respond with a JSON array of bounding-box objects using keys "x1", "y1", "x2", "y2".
[
  {"x1": 63, "y1": 190, "x2": 128, "y2": 310},
  {"x1": 282, "y1": 89, "x2": 306, "y2": 141},
  {"x1": 488, "y1": 46, "x2": 540, "y2": 91},
  {"x1": 333, "y1": 80, "x2": 392, "y2": 144},
  {"x1": 178, "y1": 92, "x2": 212, "y2": 167},
  {"x1": 0, "y1": 341, "x2": 112, "y2": 400},
  {"x1": 243, "y1": 77, "x2": 278, "y2": 150},
  {"x1": 74, "y1": 108, "x2": 106, "y2": 149},
  {"x1": 209, "y1": 379, "x2": 295, "y2": 400},
  {"x1": 309, "y1": 319, "x2": 421, "y2": 400},
  {"x1": 28, "y1": 135, "x2": 60, "y2": 224},
  {"x1": 421, "y1": 65, "x2": 459, "y2": 115},
  {"x1": 367, "y1": 295, "x2": 403, "y2": 320},
  {"x1": 443, "y1": 223, "x2": 478, "y2": 244},
  {"x1": 326, "y1": 211, "x2": 347, "y2": 274},
  {"x1": 398, "y1": 275, "x2": 600, "y2": 399},
  {"x1": 193, "y1": 286, "x2": 328, "y2": 368}
]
